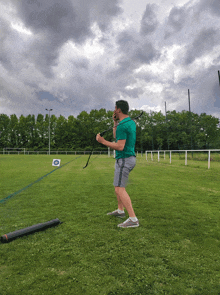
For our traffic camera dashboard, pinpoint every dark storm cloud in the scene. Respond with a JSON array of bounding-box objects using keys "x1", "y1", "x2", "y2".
[
  {"x1": 0, "y1": 0, "x2": 123, "y2": 117},
  {"x1": 184, "y1": 28, "x2": 219, "y2": 65},
  {"x1": 140, "y1": 4, "x2": 159, "y2": 35},
  {"x1": 2, "y1": 0, "x2": 122, "y2": 77},
  {"x1": 10, "y1": 0, "x2": 92, "y2": 77},
  {"x1": 15, "y1": 0, "x2": 91, "y2": 41},
  {"x1": 13, "y1": 0, "x2": 122, "y2": 39},
  {"x1": 123, "y1": 87, "x2": 145, "y2": 99},
  {"x1": 198, "y1": 0, "x2": 220, "y2": 17},
  {"x1": 73, "y1": 58, "x2": 90, "y2": 70},
  {"x1": 116, "y1": 30, "x2": 160, "y2": 71},
  {"x1": 1, "y1": 0, "x2": 220, "y2": 119},
  {"x1": 168, "y1": 6, "x2": 186, "y2": 31},
  {"x1": 134, "y1": 42, "x2": 159, "y2": 64},
  {"x1": 116, "y1": 30, "x2": 136, "y2": 53},
  {"x1": 0, "y1": 17, "x2": 15, "y2": 72},
  {"x1": 0, "y1": 14, "x2": 35, "y2": 80},
  {"x1": 90, "y1": 0, "x2": 123, "y2": 32},
  {"x1": 213, "y1": 55, "x2": 220, "y2": 64},
  {"x1": 164, "y1": 6, "x2": 186, "y2": 39},
  {"x1": 214, "y1": 85, "x2": 220, "y2": 108},
  {"x1": 109, "y1": 27, "x2": 161, "y2": 100}
]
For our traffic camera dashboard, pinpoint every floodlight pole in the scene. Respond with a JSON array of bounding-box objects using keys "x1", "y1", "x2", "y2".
[
  {"x1": 188, "y1": 89, "x2": 193, "y2": 157},
  {"x1": 165, "y1": 101, "x2": 169, "y2": 150},
  {"x1": 46, "y1": 109, "x2": 53, "y2": 155},
  {"x1": 141, "y1": 126, "x2": 143, "y2": 157},
  {"x1": 217, "y1": 71, "x2": 220, "y2": 129}
]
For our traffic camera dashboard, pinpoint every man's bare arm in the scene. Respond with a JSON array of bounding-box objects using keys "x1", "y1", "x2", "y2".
[
  {"x1": 113, "y1": 122, "x2": 118, "y2": 138},
  {"x1": 101, "y1": 139, "x2": 126, "y2": 151},
  {"x1": 113, "y1": 111, "x2": 118, "y2": 139},
  {"x1": 96, "y1": 134, "x2": 126, "y2": 151}
]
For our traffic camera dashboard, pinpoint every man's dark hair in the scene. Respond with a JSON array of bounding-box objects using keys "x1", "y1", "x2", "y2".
[{"x1": 116, "y1": 100, "x2": 129, "y2": 114}]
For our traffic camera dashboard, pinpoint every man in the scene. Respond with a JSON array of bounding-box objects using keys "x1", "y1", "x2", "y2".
[{"x1": 96, "y1": 100, "x2": 139, "y2": 228}]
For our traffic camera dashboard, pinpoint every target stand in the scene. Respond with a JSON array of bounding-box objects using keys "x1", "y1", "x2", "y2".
[{"x1": 52, "y1": 159, "x2": 61, "y2": 167}]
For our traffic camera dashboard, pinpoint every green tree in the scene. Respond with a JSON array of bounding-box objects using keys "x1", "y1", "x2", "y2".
[
  {"x1": 1, "y1": 109, "x2": 219, "y2": 152},
  {"x1": 36, "y1": 114, "x2": 47, "y2": 150},
  {"x1": 54, "y1": 115, "x2": 68, "y2": 150},
  {"x1": 0, "y1": 114, "x2": 10, "y2": 148},
  {"x1": 25, "y1": 114, "x2": 37, "y2": 149},
  {"x1": 66, "y1": 115, "x2": 79, "y2": 150},
  {"x1": 198, "y1": 113, "x2": 219, "y2": 148},
  {"x1": 17, "y1": 115, "x2": 28, "y2": 148},
  {"x1": 9, "y1": 114, "x2": 19, "y2": 148}
]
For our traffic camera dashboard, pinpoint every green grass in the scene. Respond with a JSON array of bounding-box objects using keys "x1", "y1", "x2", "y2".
[{"x1": 0, "y1": 155, "x2": 220, "y2": 295}]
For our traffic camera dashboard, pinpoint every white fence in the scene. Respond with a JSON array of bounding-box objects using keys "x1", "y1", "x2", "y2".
[
  {"x1": 2, "y1": 149, "x2": 219, "y2": 169},
  {"x1": 1, "y1": 148, "x2": 116, "y2": 157},
  {"x1": 1, "y1": 150, "x2": 110, "y2": 155},
  {"x1": 146, "y1": 149, "x2": 220, "y2": 169}
]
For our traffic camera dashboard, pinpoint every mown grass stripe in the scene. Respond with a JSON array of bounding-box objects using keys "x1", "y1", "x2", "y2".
[{"x1": 0, "y1": 156, "x2": 81, "y2": 204}]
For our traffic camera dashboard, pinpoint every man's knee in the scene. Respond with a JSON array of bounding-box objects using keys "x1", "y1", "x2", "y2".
[{"x1": 115, "y1": 186, "x2": 125, "y2": 194}]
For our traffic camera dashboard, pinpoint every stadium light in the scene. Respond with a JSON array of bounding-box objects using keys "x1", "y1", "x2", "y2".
[
  {"x1": 165, "y1": 101, "x2": 170, "y2": 150},
  {"x1": 45, "y1": 109, "x2": 53, "y2": 155},
  {"x1": 188, "y1": 89, "x2": 193, "y2": 155}
]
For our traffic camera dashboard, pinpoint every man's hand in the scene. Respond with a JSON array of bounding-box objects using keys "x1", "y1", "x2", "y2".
[
  {"x1": 96, "y1": 134, "x2": 126, "y2": 151},
  {"x1": 96, "y1": 133, "x2": 105, "y2": 144},
  {"x1": 113, "y1": 111, "x2": 118, "y2": 122}
]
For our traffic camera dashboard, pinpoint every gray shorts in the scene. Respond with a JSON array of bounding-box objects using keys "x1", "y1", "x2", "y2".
[{"x1": 113, "y1": 156, "x2": 136, "y2": 187}]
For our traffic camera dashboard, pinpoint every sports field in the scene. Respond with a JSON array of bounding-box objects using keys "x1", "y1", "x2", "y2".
[{"x1": 0, "y1": 155, "x2": 220, "y2": 294}]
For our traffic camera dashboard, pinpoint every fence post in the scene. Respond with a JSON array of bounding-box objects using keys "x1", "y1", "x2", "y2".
[
  {"x1": 170, "y1": 151, "x2": 172, "y2": 164},
  {"x1": 146, "y1": 151, "x2": 148, "y2": 161},
  {"x1": 158, "y1": 151, "x2": 160, "y2": 162},
  {"x1": 185, "y1": 150, "x2": 187, "y2": 166},
  {"x1": 151, "y1": 151, "x2": 153, "y2": 161},
  {"x1": 208, "y1": 150, "x2": 211, "y2": 169}
]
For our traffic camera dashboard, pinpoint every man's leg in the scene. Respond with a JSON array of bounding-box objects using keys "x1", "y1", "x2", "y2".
[
  {"x1": 115, "y1": 189, "x2": 124, "y2": 211},
  {"x1": 115, "y1": 186, "x2": 136, "y2": 218}
]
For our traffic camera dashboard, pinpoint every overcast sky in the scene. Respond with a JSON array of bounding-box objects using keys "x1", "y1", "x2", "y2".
[{"x1": 1, "y1": 0, "x2": 220, "y2": 119}]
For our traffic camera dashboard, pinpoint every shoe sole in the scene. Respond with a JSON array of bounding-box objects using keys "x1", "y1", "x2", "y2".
[
  {"x1": 118, "y1": 224, "x2": 139, "y2": 228},
  {"x1": 107, "y1": 213, "x2": 126, "y2": 218},
  {"x1": 107, "y1": 212, "x2": 125, "y2": 218}
]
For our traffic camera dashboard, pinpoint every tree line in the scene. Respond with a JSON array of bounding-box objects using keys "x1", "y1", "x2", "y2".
[{"x1": 0, "y1": 109, "x2": 219, "y2": 151}]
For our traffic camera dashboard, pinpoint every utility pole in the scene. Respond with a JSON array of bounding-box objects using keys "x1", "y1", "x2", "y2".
[
  {"x1": 45, "y1": 109, "x2": 53, "y2": 155},
  {"x1": 165, "y1": 101, "x2": 169, "y2": 150},
  {"x1": 141, "y1": 126, "x2": 143, "y2": 157},
  {"x1": 218, "y1": 71, "x2": 220, "y2": 146},
  {"x1": 150, "y1": 111, "x2": 154, "y2": 150},
  {"x1": 188, "y1": 90, "x2": 193, "y2": 157}
]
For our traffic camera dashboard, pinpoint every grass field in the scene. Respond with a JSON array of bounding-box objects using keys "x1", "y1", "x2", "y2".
[{"x1": 0, "y1": 154, "x2": 220, "y2": 294}]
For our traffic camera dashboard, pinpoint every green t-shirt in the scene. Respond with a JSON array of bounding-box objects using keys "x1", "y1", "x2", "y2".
[{"x1": 115, "y1": 117, "x2": 136, "y2": 159}]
